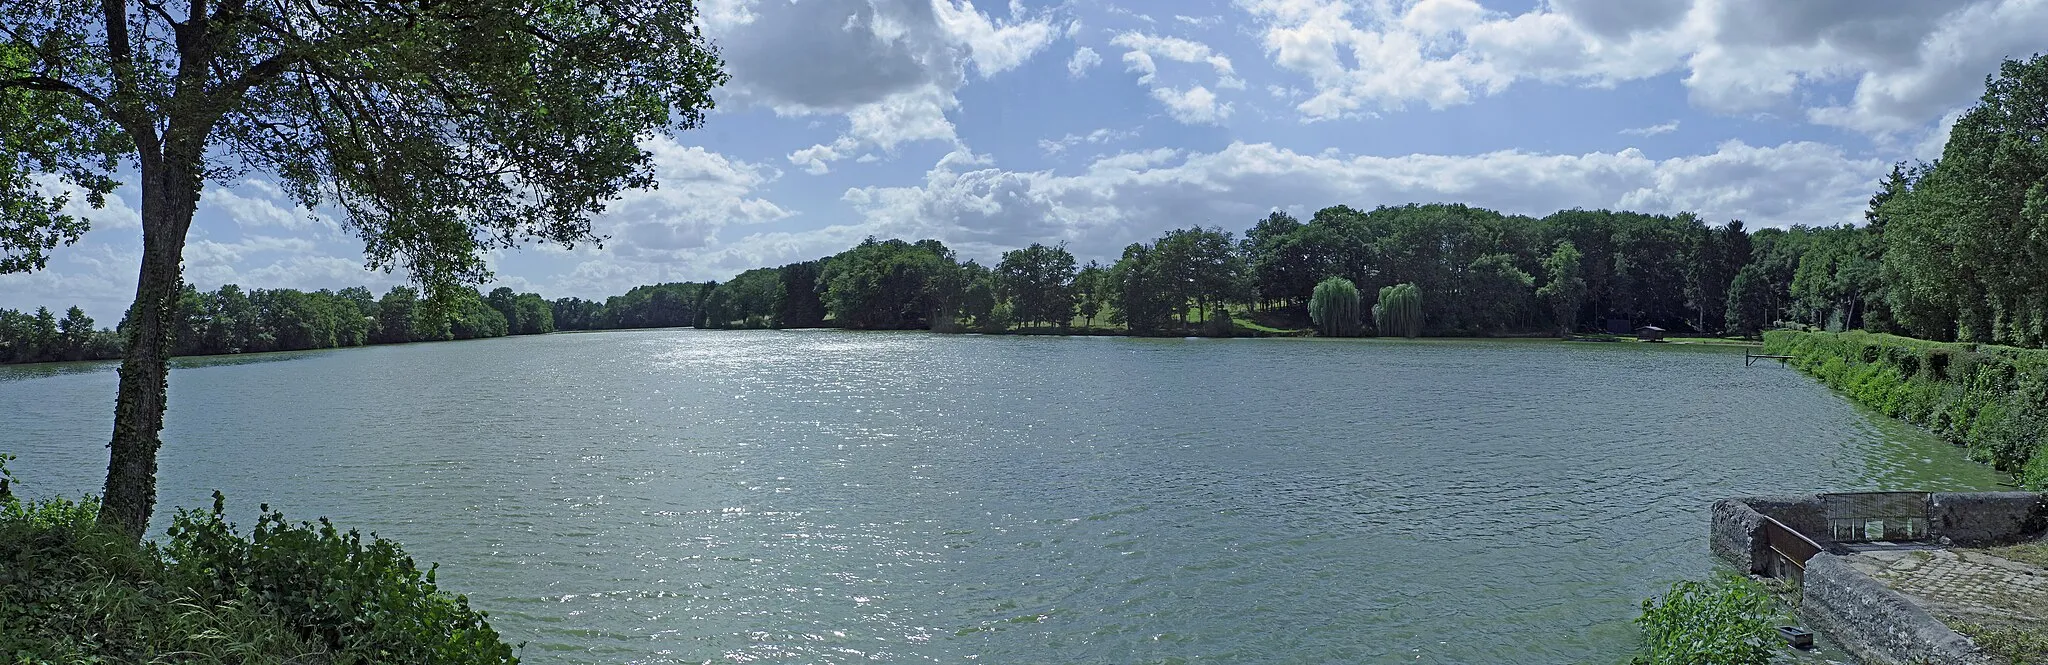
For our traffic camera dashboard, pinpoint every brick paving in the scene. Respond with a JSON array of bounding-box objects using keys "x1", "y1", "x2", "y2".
[{"x1": 1846, "y1": 548, "x2": 2048, "y2": 625}]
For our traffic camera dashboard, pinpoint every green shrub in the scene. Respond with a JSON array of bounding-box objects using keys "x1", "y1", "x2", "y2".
[
  {"x1": 1632, "y1": 575, "x2": 1781, "y2": 665},
  {"x1": 0, "y1": 481, "x2": 517, "y2": 664}
]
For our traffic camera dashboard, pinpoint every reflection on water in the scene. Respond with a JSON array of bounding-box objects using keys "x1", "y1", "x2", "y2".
[
  {"x1": 0, "y1": 347, "x2": 344, "y2": 383},
  {"x1": 0, "y1": 331, "x2": 2008, "y2": 664}
]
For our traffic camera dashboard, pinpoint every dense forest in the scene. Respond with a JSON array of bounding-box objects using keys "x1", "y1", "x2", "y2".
[
  {"x1": 6, "y1": 55, "x2": 2045, "y2": 365},
  {"x1": 0, "y1": 285, "x2": 550, "y2": 363},
  {"x1": 0, "y1": 206, "x2": 1915, "y2": 364}
]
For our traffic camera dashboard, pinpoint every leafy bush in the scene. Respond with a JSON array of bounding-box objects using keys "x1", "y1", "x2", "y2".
[
  {"x1": 1767, "y1": 330, "x2": 2048, "y2": 487},
  {"x1": 0, "y1": 477, "x2": 517, "y2": 664},
  {"x1": 1632, "y1": 575, "x2": 1781, "y2": 665}
]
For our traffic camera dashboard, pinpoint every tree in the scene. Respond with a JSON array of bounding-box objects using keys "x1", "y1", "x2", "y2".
[
  {"x1": 1075, "y1": 261, "x2": 1107, "y2": 328},
  {"x1": 2, "y1": 0, "x2": 727, "y2": 538},
  {"x1": 959, "y1": 261, "x2": 1000, "y2": 332},
  {"x1": 1245, "y1": 211, "x2": 1307, "y2": 308},
  {"x1": 374, "y1": 286, "x2": 421, "y2": 345},
  {"x1": 1153, "y1": 227, "x2": 1244, "y2": 328},
  {"x1": 1465, "y1": 254, "x2": 1535, "y2": 333},
  {"x1": 1108, "y1": 242, "x2": 1174, "y2": 335},
  {"x1": 820, "y1": 238, "x2": 959, "y2": 330},
  {"x1": 1308, "y1": 277, "x2": 1362, "y2": 337},
  {"x1": 58, "y1": 306, "x2": 95, "y2": 360},
  {"x1": 704, "y1": 268, "x2": 780, "y2": 329},
  {"x1": 512, "y1": 293, "x2": 554, "y2": 335},
  {"x1": 1537, "y1": 241, "x2": 1587, "y2": 336},
  {"x1": 995, "y1": 243, "x2": 1078, "y2": 328},
  {"x1": 1726, "y1": 264, "x2": 1771, "y2": 338},
  {"x1": 486, "y1": 287, "x2": 521, "y2": 335},
  {"x1": 1374, "y1": 283, "x2": 1424, "y2": 338},
  {"x1": 1878, "y1": 55, "x2": 2048, "y2": 346},
  {"x1": 772, "y1": 261, "x2": 828, "y2": 329}
]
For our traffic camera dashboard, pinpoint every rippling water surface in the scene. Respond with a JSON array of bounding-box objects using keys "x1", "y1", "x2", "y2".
[{"x1": 0, "y1": 331, "x2": 2009, "y2": 663}]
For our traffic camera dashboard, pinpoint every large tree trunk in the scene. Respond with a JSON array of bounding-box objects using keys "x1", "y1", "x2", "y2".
[{"x1": 98, "y1": 152, "x2": 198, "y2": 542}]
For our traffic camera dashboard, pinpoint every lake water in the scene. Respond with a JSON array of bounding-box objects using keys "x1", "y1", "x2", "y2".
[{"x1": 0, "y1": 330, "x2": 2009, "y2": 664}]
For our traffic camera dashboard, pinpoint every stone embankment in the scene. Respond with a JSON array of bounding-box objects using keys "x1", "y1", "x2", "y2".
[{"x1": 1712, "y1": 492, "x2": 2048, "y2": 665}]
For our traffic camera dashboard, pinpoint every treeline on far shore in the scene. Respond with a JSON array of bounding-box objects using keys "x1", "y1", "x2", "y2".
[
  {"x1": 10, "y1": 54, "x2": 2047, "y2": 366},
  {"x1": 0, "y1": 285, "x2": 553, "y2": 364},
  {"x1": 0, "y1": 203, "x2": 1900, "y2": 365}
]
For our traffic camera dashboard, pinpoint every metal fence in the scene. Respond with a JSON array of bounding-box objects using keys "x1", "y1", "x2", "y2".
[{"x1": 1822, "y1": 492, "x2": 1931, "y2": 543}]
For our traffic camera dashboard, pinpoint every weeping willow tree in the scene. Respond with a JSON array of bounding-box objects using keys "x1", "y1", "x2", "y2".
[
  {"x1": 1309, "y1": 277, "x2": 1362, "y2": 337},
  {"x1": 1375, "y1": 283, "x2": 1424, "y2": 338}
]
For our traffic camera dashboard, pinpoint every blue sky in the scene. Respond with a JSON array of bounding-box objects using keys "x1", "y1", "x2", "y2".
[{"x1": 9, "y1": 0, "x2": 2046, "y2": 321}]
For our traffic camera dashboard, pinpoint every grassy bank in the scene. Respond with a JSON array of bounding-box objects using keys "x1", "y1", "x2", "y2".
[
  {"x1": 1764, "y1": 330, "x2": 2048, "y2": 488},
  {"x1": 0, "y1": 458, "x2": 518, "y2": 664}
]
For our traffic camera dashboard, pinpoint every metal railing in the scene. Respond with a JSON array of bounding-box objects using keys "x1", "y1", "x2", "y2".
[{"x1": 1761, "y1": 515, "x2": 1824, "y2": 581}]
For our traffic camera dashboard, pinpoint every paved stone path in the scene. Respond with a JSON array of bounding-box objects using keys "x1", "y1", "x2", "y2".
[{"x1": 1847, "y1": 548, "x2": 2048, "y2": 625}]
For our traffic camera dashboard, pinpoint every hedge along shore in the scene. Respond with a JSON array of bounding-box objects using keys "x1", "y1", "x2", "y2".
[{"x1": 1764, "y1": 330, "x2": 2048, "y2": 489}]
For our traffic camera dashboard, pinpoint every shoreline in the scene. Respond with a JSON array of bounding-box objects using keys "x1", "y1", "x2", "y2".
[{"x1": 0, "y1": 326, "x2": 1766, "y2": 369}]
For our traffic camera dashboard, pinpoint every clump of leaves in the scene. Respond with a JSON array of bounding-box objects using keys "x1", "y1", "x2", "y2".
[
  {"x1": 0, "y1": 483, "x2": 516, "y2": 664},
  {"x1": 1631, "y1": 574, "x2": 1782, "y2": 665}
]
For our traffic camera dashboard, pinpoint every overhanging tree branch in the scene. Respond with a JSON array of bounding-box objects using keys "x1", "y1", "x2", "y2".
[{"x1": 0, "y1": 75, "x2": 118, "y2": 118}]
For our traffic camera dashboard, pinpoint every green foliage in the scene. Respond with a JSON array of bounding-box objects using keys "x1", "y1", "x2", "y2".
[
  {"x1": 820, "y1": 238, "x2": 963, "y2": 330},
  {"x1": 1768, "y1": 330, "x2": 2048, "y2": 486},
  {"x1": 1374, "y1": 283, "x2": 1424, "y2": 338},
  {"x1": 0, "y1": 488, "x2": 517, "y2": 664},
  {"x1": 772, "y1": 261, "x2": 829, "y2": 329},
  {"x1": 1725, "y1": 265, "x2": 1772, "y2": 337},
  {"x1": 1308, "y1": 276, "x2": 1362, "y2": 337},
  {"x1": 1074, "y1": 261, "x2": 1108, "y2": 328},
  {"x1": 1631, "y1": 576, "x2": 1781, "y2": 665},
  {"x1": 981, "y1": 301, "x2": 1016, "y2": 334},
  {"x1": 995, "y1": 243, "x2": 1079, "y2": 329},
  {"x1": 0, "y1": 305, "x2": 118, "y2": 363},
  {"x1": 576, "y1": 282, "x2": 711, "y2": 331},
  {"x1": 1537, "y1": 240, "x2": 1587, "y2": 336},
  {"x1": 484, "y1": 288, "x2": 554, "y2": 337},
  {"x1": 1878, "y1": 55, "x2": 2048, "y2": 346},
  {"x1": 1201, "y1": 306, "x2": 1235, "y2": 338},
  {"x1": 1153, "y1": 226, "x2": 1245, "y2": 326},
  {"x1": 1108, "y1": 242, "x2": 1176, "y2": 335},
  {"x1": 2, "y1": 281, "x2": 569, "y2": 364},
  {"x1": 702, "y1": 268, "x2": 782, "y2": 329}
]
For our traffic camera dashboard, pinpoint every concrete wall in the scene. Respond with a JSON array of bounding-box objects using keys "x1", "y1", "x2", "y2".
[
  {"x1": 1710, "y1": 499, "x2": 1768, "y2": 573},
  {"x1": 1930, "y1": 492, "x2": 2048, "y2": 545},
  {"x1": 1710, "y1": 492, "x2": 2048, "y2": 665},
  {"x1": 1709, "y1": 495, "x2": 1829, "y2": 574},
  {"x1": 1797, "y1": 554, "x2": 1989, "y2": 665}
]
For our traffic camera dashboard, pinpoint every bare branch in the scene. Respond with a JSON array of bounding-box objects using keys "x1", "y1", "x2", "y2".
[
  {"x1": 136, "y1": 0, "x2": 179, "y2": 26},
  {"x1": 209, "y1": 51, "x2": 301, "y2": 104}
]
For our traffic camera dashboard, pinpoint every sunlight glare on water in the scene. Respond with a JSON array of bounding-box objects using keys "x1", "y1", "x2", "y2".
[{"x1": 0, "y1": 330, "x2": 2008, "y2": 664}]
